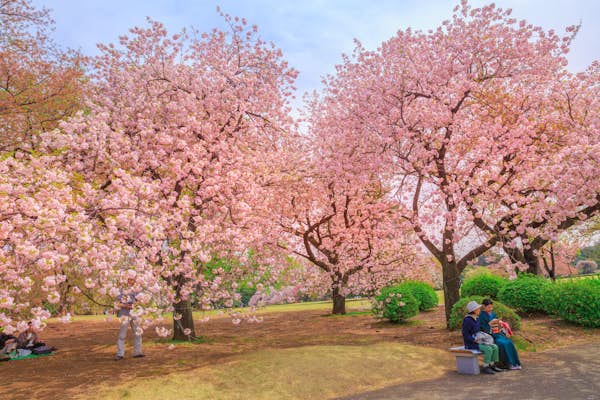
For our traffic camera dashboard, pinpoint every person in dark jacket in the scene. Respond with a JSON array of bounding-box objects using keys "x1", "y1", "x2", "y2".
[
  {"x1": 462, "y1": 300, "x2": 502, "y2": 374},
  {"x1": 0, "y1": 332, "x2": 17, "y2": 361}
]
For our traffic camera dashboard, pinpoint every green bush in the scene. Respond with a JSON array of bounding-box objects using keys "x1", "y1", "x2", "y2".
[
  {"x1": 448, "y1": 295, "x2": 521, "y2": 331},
  {"x1": 372, "y1": 285, "x2": 419, "y2": 323},
  {"x1": 398, "y1": 281, "x2": 438, "y2": 311},
  {"x1": 539, "y1": 282, "x2": 560, "y2": 316},
  {"x1": 498, "y1": 274, "x2": 549, "y2": 313},
  {"x1": 461, "y1": 273, "x2": 508, "y2": 299},
  {"x1": 553, "y1": 280, "x2": 600, "y2": 328},
  {"x1": 237, "y1": 286, "x2": 257, "y2": 307}
]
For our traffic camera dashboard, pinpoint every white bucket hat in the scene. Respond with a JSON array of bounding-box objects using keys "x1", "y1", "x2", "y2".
[{"x1": 466, "y1": 300, "x2": 482, "y2": 313}]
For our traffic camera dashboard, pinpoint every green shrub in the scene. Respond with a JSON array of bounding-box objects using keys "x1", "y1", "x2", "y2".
[
  {"x1": 498, "y1": 274, "x2": 549, "y2": 313},
  {"x1": 237, "y1": 286, "x2": 257, "y2": 307},
  {"x1": 553, "y1": 280, "x2": 600, "y2": 328},
  {"x1": 461, "y1": 273, "x2": 508, "y2": 299},
  {"x1": 398, "y1": 281, "x2": 438, "y2": 311},
  {"x1": 539, "y1": 282, "x2": 560, "y2": 316},
  {"x1": 372, "y1": 285, "x2": 419, "y2": 323},
  {"x1": 448, "y1": 296, "x2": 521, "y2": 331}
]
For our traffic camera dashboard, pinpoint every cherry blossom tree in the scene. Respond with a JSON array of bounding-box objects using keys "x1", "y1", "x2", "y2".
[
  {"x1": 268, "y1": 95, "x2": 416, "y2": 315},
  {"x1": 58, "y1": 16, "x2": 297, "y2": 339},
  {"x1": 0, "y1": 0, "x2": 85, "y2": 151},
  {"x1": 0, "y1": 0, "x2": 91, "y2": 333},
  {"x1": 310, "y1": 1, "x2": 598, "y2": 323}
]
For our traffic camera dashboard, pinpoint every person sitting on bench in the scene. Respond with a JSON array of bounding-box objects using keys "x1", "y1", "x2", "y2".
[
  {"x1": 462, "y1": 300, "x2": 503, "y2": 375},
  {"x1": 479, "y1": 298, "x2": 522, "y2": 370}
]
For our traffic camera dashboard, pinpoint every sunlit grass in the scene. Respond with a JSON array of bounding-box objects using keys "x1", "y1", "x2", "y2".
[
  {"x1": 51, "y1": 291, "x2": 444, "y2": 323},
  {"x1": 86, "y1": 342, "x2": 452, "y2": 400}
]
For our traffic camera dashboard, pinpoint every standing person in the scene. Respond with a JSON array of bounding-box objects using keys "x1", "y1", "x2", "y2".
[
  {"x1": 461, "y1": 300, "x2": 502, "y2": 374},
  {"x1": 114, "y1": 276, "x2": 144, "y2": 360},
  {"x1": 479, "y1": 298, "x2": 522, "y2": 370}
]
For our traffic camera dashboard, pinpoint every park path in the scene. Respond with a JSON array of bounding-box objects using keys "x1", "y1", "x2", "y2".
[{"x1": 338, "y1": 342, "x2": 600, "y2": 400}]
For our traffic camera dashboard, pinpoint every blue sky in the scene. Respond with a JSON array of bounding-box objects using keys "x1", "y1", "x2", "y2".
[{"x1": 34, "y1": 0, "x2": 600, "y2": 98}]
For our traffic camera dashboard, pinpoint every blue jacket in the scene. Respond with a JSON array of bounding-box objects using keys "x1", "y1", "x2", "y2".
[{"x1": 462, "y1": 315, "x2": 480, "y2": 350}]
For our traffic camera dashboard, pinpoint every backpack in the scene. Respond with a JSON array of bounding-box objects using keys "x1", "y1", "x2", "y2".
[{"x1": 32, "y1": 345, "x2": 53, "y2": 355}]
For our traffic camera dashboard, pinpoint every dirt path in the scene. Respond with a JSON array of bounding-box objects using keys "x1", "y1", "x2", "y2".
[{"x1": 338, "y1": 342, "x2": 600, "y2": 400}]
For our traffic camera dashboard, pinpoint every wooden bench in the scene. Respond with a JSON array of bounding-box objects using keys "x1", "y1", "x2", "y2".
[{"x1": 449, "y1": 346, "x2": 483, "y2": 375}]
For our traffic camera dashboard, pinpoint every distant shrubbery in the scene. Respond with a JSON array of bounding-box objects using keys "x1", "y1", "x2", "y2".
[
  {"x1": 456, "y1": 273, "x2": 600, "y2": 329},
  {"x1": 461, "y1": 273, "x2": 508, "y2": 299},
  {"x1": 498, "y1": 274, "x2": 549, "y2": 314},
  {"x1": 544, "y1": 279, "x2": 600, "y2": 328},
  {"x1": 397, "y1": 281, "x2": 438, "y2": 311},
  {"x1": 372, "y1": 285, "x2": 419, "y2": 323}
]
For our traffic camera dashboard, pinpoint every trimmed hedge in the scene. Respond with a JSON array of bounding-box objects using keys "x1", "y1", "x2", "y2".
[
  {"x1": 498, "y1": 274, "x2": 549, "y2": 313},
  {"x1": 461, "y1": 273, "x2": 508, "y2": 299},
  {"x1": 552, "y1": 280, "x2": 600, "y2": 328},
  {"x1": 398, "y1": 281, "x2": 438, "y2": 311},
  {"x1": 448, "y1": 295, "x2": 521, "y2": 331},
  {"x1": 539, "y1": 282, "x2": 560, "y2": 316},
  {"x1": 372, "y1": 285, "x2": 419, "y2": 323}
]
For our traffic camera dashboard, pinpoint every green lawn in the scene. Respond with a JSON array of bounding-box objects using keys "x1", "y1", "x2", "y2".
[
  {"x1": 86, "y1": 342, "x2": 452, "y2": 400},
  {"x1": 54, "y1": 291, "x2": 444, "y2": 323}
]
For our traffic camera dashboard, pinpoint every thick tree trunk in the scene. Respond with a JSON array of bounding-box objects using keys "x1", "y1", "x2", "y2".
[
  {"x1": 441, "y1": 261, "x2": 461, "y2": 328},
  {"x1": 332, "y1": 291, "x2": 346, "y2": 314},
  {"x1": 173, "y1": 299, "x2": 196, "y2": 340},
  {"x1": 523, "y1": 247, "x2": 540, "y2": 275},
  {"x1": 332, "y1": 284, "x2": 346, "y2": 315},
  {"x1": 172, "y1": 274, "x2": 196, "y2": 340}
]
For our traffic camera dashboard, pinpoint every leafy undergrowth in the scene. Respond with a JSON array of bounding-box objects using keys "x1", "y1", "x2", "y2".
[{"x1": 87, "y1": 343, "x2": 453, "y2": 400}]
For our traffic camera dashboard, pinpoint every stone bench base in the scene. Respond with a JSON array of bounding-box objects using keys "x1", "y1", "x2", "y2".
[{"x1": 449, "y1": 346, "x2": 483, "y2": 375}]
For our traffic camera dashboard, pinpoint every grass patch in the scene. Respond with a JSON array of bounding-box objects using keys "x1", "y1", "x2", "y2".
[
  {"x1": 435, "y1": 290, "x2": 444, "y2": 305},
  {"x1": 325, "y1": 311, "x2": 371, "y2": 318},
  {"x1": 87, "y1": 342, "x2": 452, "y2": 400},
  {"x1": 50, "y1": 295, "x2": 437, "y2": 324},
  {"x1": 150, "y1": 336, "x2": 211, "y2": 347},
  {"x1": 512, "y1": 335, "x2": 538, "y2": 352}
]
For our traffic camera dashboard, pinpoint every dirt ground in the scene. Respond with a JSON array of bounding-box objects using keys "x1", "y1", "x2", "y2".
[{"x1": 1, "y1": 306, "x2": 598, "y2": 400}]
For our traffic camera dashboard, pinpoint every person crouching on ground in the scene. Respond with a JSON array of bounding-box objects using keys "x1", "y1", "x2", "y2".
[
  {"x1": 114, "y1": 276, "x2": 144, "y2": 361},
  {"x1": 462, "y1": 300, "x2": 502, "y2": 374}
]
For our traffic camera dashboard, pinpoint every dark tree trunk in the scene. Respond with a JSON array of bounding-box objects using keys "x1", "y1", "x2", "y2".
[
  {"x1": 332, "y1": 291, "x2": 346, "y2": 315},
  {"x1": 332, "y1": 283, "x2": 346, "y2": 315},
  {"x1": 172, "y1": 274, "x2": 196, "y2": 340},
  {"x1": 173, "y1": 299, "x2": 195, "y2": 340},
  {"x1": 523, "y1": 247, "x2": 541, "y2": 275},
  {"x1": 441, "y1": 261, "x2": 461, "y2": 328}
]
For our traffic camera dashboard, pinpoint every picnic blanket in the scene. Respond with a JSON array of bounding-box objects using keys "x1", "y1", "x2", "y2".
[{"x1": 7, "y1": 352, "x2": 54, "y2": 361}]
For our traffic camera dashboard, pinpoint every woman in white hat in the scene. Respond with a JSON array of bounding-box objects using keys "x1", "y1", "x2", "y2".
[{"x1": 462, "y1": 300, "x2": 502, "y2": 374}]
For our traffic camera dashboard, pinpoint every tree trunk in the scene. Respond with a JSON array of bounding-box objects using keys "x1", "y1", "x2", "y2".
[
  {"x1": 441, "y1": 261, "x2": 461, "y2": 328},
  {"x1": 332, "y1": 284, "x2": 346, "y2": 315},
  {"x1": 172, "y1": 274, "x2": 196, "y2": 340},
  {"x1": 523, "y1": 247, "x2": 540, "y2": 275},
  {"x1": 332, "y1": 290, "x2": 346, "y2": 314},
  {"x1": 173, "y1": 299, "x2": 196, "y2": 340}
]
